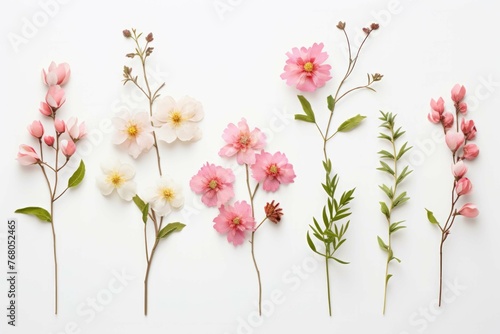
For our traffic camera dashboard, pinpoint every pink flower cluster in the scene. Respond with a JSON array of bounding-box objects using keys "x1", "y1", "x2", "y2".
[
  {"x1": 17, "y1": 62, "x2": 86, "y2": 165},
  {"x1": 428, "y1": 84, "x2": 479, "y2": 218},
  {"x1": 190, "y1": 118, "x2": 296, "y2": 245}
]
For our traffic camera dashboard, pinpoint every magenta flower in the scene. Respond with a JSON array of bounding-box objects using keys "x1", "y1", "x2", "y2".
[
  {"x1": 213, "y1": 201, "x2": 255, "y2": 246},
  {"x1": 42, "y1": 62, "x2": 70, "y2": 86},
  {"x1": 219, "y1": 118, "x2": 266, "y2": 165},
  {"x1": 456, "y1": 177, "x2": 472, "y2": 196},
  {"x1": 451, "y1": 84, "x2": 466, "y2": 103},
  {"x1": 251, "y1": 151, "x2": 296, "y2": 192},
  {"x1": 46, "y1": 85, "x2": 66, "y2": 110},
  {"x1": 462, "y1": 143, "x2": 479, "y2": 160},
  {"x1": 457, "y1": 203, "x2": 479, "y2": 218},
  {"x1": 28, "y1": 120, "x2": 44, "y2": 139},
  {"x1": 190, "y1": 163, "x2": 235, "y2": 207},
  {"x1": 17, "y1": 144, "x2": 40, "y2": 166},
  {"x1": 280, "y1": 42, "x2": 332, "y2": 92},
  {"x1": 461, "y1": 119, "x2": 476, "y2": 140}
]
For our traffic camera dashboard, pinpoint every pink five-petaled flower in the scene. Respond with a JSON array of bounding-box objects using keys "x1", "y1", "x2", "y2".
[
  {"x1": 213, "y1": 201, "x2": 255, "y2": 246},
  {"x1": 452, "y1": 160, "x2": 468, "y2": 179},
  {"x1": 17, "y1": 145, "x2": 40, "y2": 166},
  {"x1": 190, "y1": 163, "x2": 235, "y2": 207},
  {"x1": 462, "y1": 143, "x2": 479, "y2": 160},
  {"x1": 451, "y1": 84, "x2": 466, "y2": 103},
  {"x1": 280, "y1": 42, "x2": 332, "y2": 92},
  {"x1": 60, "y1": 139, "x2": 76, "y2": 158},
  {"x1": 251, "y1": 151, "x2": 296, "y2": 192},
  {"x1": 445, "y1": 130, "x2": 465, "y2": 152},
  {"x1": 46, "y1": 85, "x2": 66, "y2": 110},
  {"x1": 457, "y1": 203, "x2": 479, "y2": 218},
  {"x1": 461, "y1": 119, "x2": 477, "y2": 140},
  {"x1": 42, "y1": 62, "x2": 70, "y2": 86},
  {"x1": 456, "y1": 177, "x2": 472, "y2": 196},
  {"x1": 28, "y1": 120, "x2": 44, "y2": 139},
  {"x1": 112, "y1": 111, "x2": 154, "y2": 159},
  {"x1": 66, "y1": 117, "x2": 87, "y2": 141},
  {"x1": 39, "y1": 102, "x2": 52, "y2": 117},
  {"x1": 219, "y1": 118, "x2": 266, "y2": 165}
]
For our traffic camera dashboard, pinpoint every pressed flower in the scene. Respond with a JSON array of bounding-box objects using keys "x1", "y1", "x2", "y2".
[
  {"x1": 190, "y1": 163, "x2": 234, "y2": 207},
  {"x1": 42, "y1": 61, "x2": 70, "y2": 86},
  {"x1": 143, "y1": 177, "x2": 184, "y2": 216},
  {"x1": 213, "y1": 201, "x2": 255, "y2": 246},
  {"x1": 251, "y1": 151, "x2": 296, "y2": 192},
  {"x1": 17, "y1": 144, "x2": 40, "y2": 165},
  {"x1": 96, "y1": 161, "x2": 137, "y2": 201},
  {"x1": 219, "y1": 118, "x2": 266, "y2": 165},
  {"x1": 264, "y1": 200, "x2": 283, "y2": 224},
  {"x1": 112, "y1": 111, "x2": 154, "y2": 158}
]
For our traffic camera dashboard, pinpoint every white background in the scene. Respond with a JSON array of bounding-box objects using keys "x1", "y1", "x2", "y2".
[{"x1": 1, "y1": 0, "x2": 499, "y2": 333}]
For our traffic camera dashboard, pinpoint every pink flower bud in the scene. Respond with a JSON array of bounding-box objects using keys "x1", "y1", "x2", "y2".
[
  {"x1": 27, "y1": 120, "x2": 44, "y2": 138},
  {"x1": 66, "y1": 117, "x2": 86, "y2": 141},
  {"x1": 457, "y1": 203, "x2": 479, "y2": 218},
  {"x1": 456, "y1": 177, "x2": 472, "y2": 196},
  {"x1": 430, "y1": 97, "x2": 445, "y2": 113},
  {"x1": 44, "y1": 135, "x2": 55, "y2": 146},
  {"x1": 61, "y1": 139, "x2": 76, "y2": 157},
  {"x1": 452, "y1": 160, "x2": 467, "y2": 179},
  {"x1": 17, "y1": 144, "x2": 40, "y2": 165},
  {"x1": 462, "y1": 143, "x2": 479, "y2": 160},
  {"x1": 461, "y1": 118, "x2": 476, "y2": 140},
  {"x1": 451, "y1": 84, "x2": 466, "y2": 103},
  {"x1": 46, "y1": 85, "x2": 66, "y2": 110},
  {"x1": 442, "y1": 112, "x2": 454, "y2": 129},
  {"x1": 39, "y1": 102, "x2": 53, "y2": 117},
  {"x1": 42, "y1": 61, "x2": 70, "y2": 86},
  {"x1": 458, "y1": 102, "x2": 467, "y2": 114},
  {"x1": 427, "y1": 110, "x2": 440, "y2": 124},
  {"x1": 54, "y1": 119, "x2": 65, "y2": 133},
  {"x1": 445, "y1": 130, "x2": 465, "y2": 152}
]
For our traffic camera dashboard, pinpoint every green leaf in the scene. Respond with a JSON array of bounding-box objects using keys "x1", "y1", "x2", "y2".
[
  {"x1": 133, "y1": 195, "x2": 146, "y2": 211},
  {"x1": 380, "y1": 202, "x2": 390, "y2": 219},
  {"x1": 327, "y1": 95, "x2": 335, "y2": 112},
  {"x1": 393, "y1": 127, "x2": 406, "y2": 140},
  {"x1": 377, "y1": 236, "x2": 389, "y2": 251},
  {"x1": 386, "y1": 274, "x2": 393, "y2": 283},
  {"x1": 426, "y1": 209, "x2": 440, "y2": 225},
  {"x1": 396, "y1": 142, "x2": 412, "y2": 160},
  {"x1": 330, "y1": 256, "x2": 350, "y2": 265},
  {"x1": 158, "y1": 222, "x2": 186, "y2": 239},
  {"x1": 393, "y1": 191, "x2": 410, "y2": 207},
  {"x1": 378, "y1": 133, "x2": 392, "y2": 141},
  {"x1": 378, "y1": 150, "x2": 394, "y2": 160},
  {"x1": 294, "y1": 114, "x2": 315, "y2": 123},
  {"x1": 307, "y1": 232, "x2": 317, "y2": 253},
  {"x1": 68, "y1": 160, "x2": 85, "y2": 188},
  {"x1": 15, "y1": 207, "x2": 52, "y2": 222},
  {"x1": 377, "y1": 161, "x2": 395, "y2": 176},
  {"x1": 297, "y1": 95, "x2": 315, "y2": 122},
  {"x1": 141, "y1": 203, "x2": 149, "y2": 224},
  {"x1": 389, "y1": 221, "x2": 406, "y2": 234},
  {"x1": 396, "y1": 166, "x2": 413, "y2": 185},
  {"x1": 379, "y1": 184, "x2": 394, "y2": 200},
  {"x1": 337, "y1": 114, "x2": 366, "y2": 132}
]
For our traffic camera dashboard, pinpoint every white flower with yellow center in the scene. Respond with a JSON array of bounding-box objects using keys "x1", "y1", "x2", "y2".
[
  {"x1": 113, "y1": 110, "x2": 155, "y2": 158},
  {"x1": 96, "y1": 161, "x2": 137, "y2": 201},
  {"x1": 153, "y1": 96, "x2": 204, "y2": 143},
  {"x1": 143, "y1": 177, "x2": 184, "y2": 216}
]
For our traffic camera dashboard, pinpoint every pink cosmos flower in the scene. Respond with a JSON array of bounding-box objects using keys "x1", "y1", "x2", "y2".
[
  {"x1": 39, "y1": 102, "x2": 52, "y2": 117},
  {"x1": 44, "y1": 136, "x2": 55, "y2": 147},
  {"x1": 451, "y1": 161, "x2": 467, "y2": 179},
  {"x1": 46, "y1": 85, "x2": 66, "y2": 110},
  {"x1": 456, "y1": 177, "x2": 472, "y2": 196},
  {"x1": 112, "y1": 111, "x2": 155, "y2": 159},
  {"x1": 280, "y1": 42, "x2": 332, "y2": 92},
  {"x1": 445, "y1": 131, "x2": 464, "y2": 152},
  {"x1": 54, "y1": 119, "x2": 65, "y2": 133},
  {"x1": 28, "y1": 120, "x2": 44, "y2": 138},
  {"x1": 451, "y1": 84, "x2": 466, "y2": 103},
  {"x1": 219, "y1": 118, "x2": 266, "y2": 165},
  {"x1": 462, "y1": 143, "x2": 479, "y2": 160},
  {"x1": 66, "y1": 117, "x2": 87, "y2": 141},
  {"x1": 190, "y1": 163, "x2": 235, "y2": 207},
  {"x1": 17, "y1": 145, "x2": 40, "y2": 165},
  {"x1": 461, "y1": 119, "x2": 476, "y2": 140},
  {"x1": 430, "y1": 97, "x2": 445, "y2": 113},
  {"x1": 251, "y1": 151, "x2": 296, "y2": 192},
  {"x1": 61, "y1": 139, "x2": 76, "y2": 157},
  {"x1": 213, "y1": 201, "x2": 255, "y2": 246},
  {"x1": 457, "y1": 203, "x2": 479, "y2": 218},
  {"x1": 42, "y1": 62, "x2": 70, "y2": 86}
]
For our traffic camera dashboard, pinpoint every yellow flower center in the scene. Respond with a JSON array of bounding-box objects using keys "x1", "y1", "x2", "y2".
[
  {"x1": 170, "y1": 111, "x2": 183, "y2": 127},
  {"x1": 162, "y1": 188, "x2": 175, "y2": 202},
  {"x1": 209, "y1": 179, "x2": 218, "y2": 189},
  {"x1": 269, "y1": 164, "x2": 279, "y2": 175},
  {"x1": 232, "y1": 217, "x2": 241, "y2": 225},
  {"x1": 108, "y1": 172, "x2": 124, "y2": 187},
  {"x1": 127, "y1": 124, "x2": 138, "y2": 137},
  {"x1": 239, "y1": 135, "x2": 249, "y2": 145},
  {"x1": 303, "y1": 62, "x2": 314, "y2": 72}
]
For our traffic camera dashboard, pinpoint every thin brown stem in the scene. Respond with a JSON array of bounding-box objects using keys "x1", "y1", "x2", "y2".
[
  {"x1": 144, "y1": 237, "x2": 160, "y2": 316},
  {"x1": 250, "y1": 231, "x2": 262, "y2": 316}
]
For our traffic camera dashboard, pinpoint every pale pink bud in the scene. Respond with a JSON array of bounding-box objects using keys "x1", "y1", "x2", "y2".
[
  {"x1": 445, "y1": 130, "x2": 464, "y2": 152},
  {"x1": 451, "y1": 84, "x2": 466, "y2": 103},
  {"x1": 39, "y1": 102, "x2": 53, "y2": 117},
  {"x1": 42, "y1": 61, "x2": 70, "y2": 86},
  {"x1": 61, "y1": 139, "x2": 76, "y2": 157},
  {"x1": 452, "y1": 160, "x2": 468, "y2": 179},
  {"x1": 66, "y1": 117, "x2": 86, "y2": 141},
  {"x1": 54, "y1": 119, "x2": 65, "y2": 133},
  {"x1": 430, "y1": 97, "x2": 445, "y2": 114},
  {"x1": 17, "y1": 144, "x2": 40, "y2": 166},
  {"x1": 427, "y1": 110, "x2": 441, "y2": 124},
  {"x1": 458, "y1": 102, "x2": 467, "y2": 114},
  {"x1": 456, "y1": 177, "x2": 472, "y2": 196},
  {"x1": 27, "y1": 120, "x2": 44, "y2": 138},
  {"x1": 461, "y1": 118, "x2": 476, "y2": 140},
  {"x1": 46, "y1": 85, "x2": 66, "y2": 110},
  {"x1": 442, "y1": 112, "x2": 454, "y2": 129},
  {"x1": 457, "y1": 203, "x2": 479, "y2": 218},
  {"x1": 462, "y1": 143, "x2": 479, "y2": 160},
  {"x1": 44, "y1": 135, "x2": 55, "y2": 146}
]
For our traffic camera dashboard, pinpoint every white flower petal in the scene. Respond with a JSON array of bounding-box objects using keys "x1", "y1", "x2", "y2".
[
  {"x1": 118, "y1": 163, "x2": 136, "y2": 180},
  {"x1": 96, "y1": 176, "x2": 114, "y2": 196},
  {"x1": 155, "y1": 126, "x2": 177, "y2": 143},
  {"x1": 154, "y1": 96, "x2": 177, "y2": 123},
  {"x1": 176, "y1": 122, "x2": 198, "y2": 141},
  {"x1": 117, "y1": 181, "x2": 136, "y2": 201}
]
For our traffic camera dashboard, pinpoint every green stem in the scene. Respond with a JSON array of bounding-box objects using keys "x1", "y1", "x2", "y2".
[{"x1": 325, "y1": 254, "x2": 332, "y2": 316}]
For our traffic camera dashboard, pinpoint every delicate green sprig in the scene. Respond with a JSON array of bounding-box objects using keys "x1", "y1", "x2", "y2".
[{"x1": 376, "y1": 111, "x2": 412, "y2": 315}]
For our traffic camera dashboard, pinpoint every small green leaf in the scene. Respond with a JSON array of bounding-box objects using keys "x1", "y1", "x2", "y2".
[
  {"x1": 426, "y1": 209, "x2": 440, "y2": 225},
  {"x1": 393, "y1": 191, "x2": 410, "y2": 207},
  {"x1": 378, "y1": 133, "x2": 392, "y2": 141},
  {"x1": 378, "y1": 150, "x2": 394, "y2": 160},
  {"x1": 396, "y1": 166, "x2": 413, "y2": 185},
  {"x1": 294, "y1": 114, "x2": 315, "y2": 123},
  {"x1": 396, "y1": 142, "x2": 412, "y2": 160},
  {"x1": 386, "y1": 274, "x2": 393, "y2": 283},
  {"x1": 389, "y1": 221, "x2": 406, "y2": 234},
  {"x1": 330, "y1": 256, "x2": 349, "y2": 265},
  {"x1": 377, "y1": 236, "x2": 389, "y2": 251},
  {"x1": 158, "y1": 222, "x2": 186, "y2": 239},
  {"x1": 68, "y1": 160, "x2": 85, "y2": 188},
  {"x1": 379, "y1": 184, "x2": 394, "y2": 200},
  {"x1": 297, "y1": 95, "x2": 315, "y2": 122},
  {"x1": 380, "y1": 202, "x2": 390, "y2": 219},
  {"x1": 377, "y1": 161, "x2": 395, "y2": 176},
  {"x1": 141, "y1": 203, "x2": 149, "y2": 224},
  {"x1": 15, "y1": 207, "x2": 52, "y2": 222},
  {"x1": 337, "y1": 114, "x2": 366, "y2": 132},
  {"x1": 307, "y1": 232, "x2": 317, "y2": 253},
  {"x1": 327, "y1": 95, "x2": 335, "y2": 112}
]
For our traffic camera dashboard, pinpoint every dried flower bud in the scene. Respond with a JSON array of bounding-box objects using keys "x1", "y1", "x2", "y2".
[
  {"x1": 145, "y1": 47, "x2": 154, "y2": 57},
  {"x1": 126, "y1": 53, "x2": 136, "y2": 58},
  {"x1": 370, "y1": 23, "x2": 380, "y2": 30},
  {"x1": 123, "y1": 29, "x2": 132, "y2": 38},
  {"x1": 372, "y1": 73, "x2": 383, "y2": 82},
  {"x1": 336, "y1": 21, "x2": 346, "y2": 30},
  {"x1": 265, "y1": 201, "x2": 283, "y2": 224},
  {"x1": 362, "y1": 27, "x2": 371, "y2": 34},
  {"x1": 146, "y1": 33, "x2": 154, "y2": 42},
  {"x1": 123, "y1": 66, "x2": 132, "y2": 78}
]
